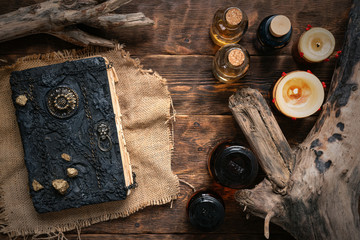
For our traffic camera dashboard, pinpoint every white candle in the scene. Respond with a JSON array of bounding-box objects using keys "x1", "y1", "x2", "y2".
[
  {"x1": 298, "y1": 27, "x2": 335, "y2": 63},
  {"x1": 273, "y1": 71, "x2": 324, "y2": 118}
]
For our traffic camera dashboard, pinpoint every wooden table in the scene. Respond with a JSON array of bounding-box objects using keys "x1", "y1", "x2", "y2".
[{"x1": 0, "y1": 0, "x2": 353, "y2": 239}]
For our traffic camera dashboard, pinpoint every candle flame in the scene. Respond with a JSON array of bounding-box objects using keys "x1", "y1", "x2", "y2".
[{"x1": 283, "y1": 78, "x2": 311, "y2": 105}]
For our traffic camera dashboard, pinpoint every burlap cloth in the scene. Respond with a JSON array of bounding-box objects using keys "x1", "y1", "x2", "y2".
[{"x1": 0, "y1": 46, "x2": 179, "y2": 238}]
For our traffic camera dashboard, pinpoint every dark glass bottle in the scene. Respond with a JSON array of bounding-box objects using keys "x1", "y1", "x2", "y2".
[
  {"x1": 257, "y1": 15, "x2": 292, "y2": 51},
  {"x1": 208, "y1": 142, "x2": 258, "y2": 189},
  {"x1": 186, "y1": 190, "x2": 225, "y2": 231}
]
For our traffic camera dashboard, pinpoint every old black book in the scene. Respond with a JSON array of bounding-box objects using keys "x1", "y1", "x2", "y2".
[{"x1": 10, "y1": 57, "x2": 134, "y2": 213}]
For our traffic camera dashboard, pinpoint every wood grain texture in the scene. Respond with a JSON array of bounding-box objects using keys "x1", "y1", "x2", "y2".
[
  {"x1": 139, "y1": 55, "x2": 336, "y2": 115},
  {"x1": 0, "y1": 0, "x2": 354, "y2": 239},
  {"x1": 0, "y1": 0, "x2": 351, "y2": 58},
  {"x1": 64, "y1": 233, "x2": 293, "y2": 240},
  {"x1": 117, "y1": 0, "x2": 351, "y2": 55},
  {"x1": 229, "y1": 88, "x2": 294, "y2": 193}
]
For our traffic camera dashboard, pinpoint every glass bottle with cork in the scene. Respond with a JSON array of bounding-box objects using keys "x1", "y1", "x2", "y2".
[
  {"x1": 210, "y1": 7, "x2": 248, "y2": 46},
  {"x1": 257, "y1": 15, "x2": 292, "y2": 52},
  {"x1": 213, "y1": 43, "x2": 250, "y2": 83}
]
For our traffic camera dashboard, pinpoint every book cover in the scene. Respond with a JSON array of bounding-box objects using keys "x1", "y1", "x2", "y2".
[{"x1": 10, "y1": 57, "x2": 134, "y2": 213}]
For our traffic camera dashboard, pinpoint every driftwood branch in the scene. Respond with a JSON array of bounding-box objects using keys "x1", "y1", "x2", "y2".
[
  {"x1": 229, "y1": 89, "x2": 294, "y2": 194},
  {"x1": 50, "y1": 26, "x2": 116, "y2": 48},
  {"x1": 230, "y1": 1, "x2": 360, "y2": 239},
  {"x1": 0, "y1": 0, "x2": 154, "y2": 47},
  {"x1": 85, "y1": 13, "x2": 154, "y2": 29},
  {"x1": 264, "y1": 211, "x2": 275, "y2": 239}
]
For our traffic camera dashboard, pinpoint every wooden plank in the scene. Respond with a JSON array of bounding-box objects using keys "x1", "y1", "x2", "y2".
[
  {"x1": 171, "y1": 115, "x2": 315, "y2": 166},
  {"x1": 0, "y1": 54, "x2": 336, "y2": 116},
  {"x1": 64, "y1": 233, "x2": 293, "y2": 239},
  {"x1": 0, "y1": 0, "x2": 351, "y2": 58},
  {"x1": 71, "y1": 184, "x2": 290, "y2": 235},
  {"x1": 138, "y1": 55, "x2": 336, "y2": 116},
  {"x1": 117, "y1": 0, "x2": 350, "y2": 56},
  {"x1": 141, "y1": 55, "x2": 336, "y2": 85}
]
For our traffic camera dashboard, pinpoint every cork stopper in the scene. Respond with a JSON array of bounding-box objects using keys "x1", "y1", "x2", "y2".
[
  {"x1": 225, "y1": 8, "x2": 242, "y2": 26},
  {"x1": 269, "y1": 15, "x2": 291, "y2": 37},
  {"x1": 228, "y1": 49, "x2": 245, "y2": 66}
]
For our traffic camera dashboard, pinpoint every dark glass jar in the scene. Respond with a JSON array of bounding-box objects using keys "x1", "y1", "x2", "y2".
[
  {"x1": 186, "y1": 190, "x2": 225, "y2": 231},
  {"x1": 257, "y1": 15, "x2": 292, "y2": 51},
  {"x1": 208, "y1": 142, "x2": 258, "y2": 189}
]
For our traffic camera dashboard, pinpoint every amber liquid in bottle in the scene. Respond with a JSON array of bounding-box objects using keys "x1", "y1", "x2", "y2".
[
  {"x1": 208, "y1": 142, "x2": 258, "y2": 189},
  {"x1": 213, "y1": 44, "x2": 250, "y2": 83},
  {"x1": 210, "y1": 7, "x2": 248, "y2": 46}
]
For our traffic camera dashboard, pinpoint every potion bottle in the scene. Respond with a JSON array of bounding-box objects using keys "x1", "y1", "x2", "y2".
[
  {"x1": 212, "y1": 43, "x2": 250, "y2": 83},
  {"x1": 257, "y1": 15, "x2": 292, "y2": 51},
  {"x1": 210, "y1": 7, "x2": 248, "y2": 46}
]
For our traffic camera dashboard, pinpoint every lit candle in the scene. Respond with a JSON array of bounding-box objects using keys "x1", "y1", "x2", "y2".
[
  {"x1": 273, "y1": 71, "x2": 324, "y2": 118},
  {"x1": 298, "y1": 27, "x2": 335, "y2": 63}
]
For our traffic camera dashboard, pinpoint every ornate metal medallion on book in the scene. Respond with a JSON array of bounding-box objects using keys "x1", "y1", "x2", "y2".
[{"x1": 10, "y1": 57, "x2": 134, "y2": 213}]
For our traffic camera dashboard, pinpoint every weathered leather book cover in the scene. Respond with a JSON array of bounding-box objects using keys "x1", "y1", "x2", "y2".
[{"x1": 10, "y1": 57, "x2": 134, "y2": 213}]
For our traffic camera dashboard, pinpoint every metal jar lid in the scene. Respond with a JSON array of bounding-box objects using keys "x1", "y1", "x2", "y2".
[{"x1": 187, "y1": 190, "x2": 225, "y2": 231}]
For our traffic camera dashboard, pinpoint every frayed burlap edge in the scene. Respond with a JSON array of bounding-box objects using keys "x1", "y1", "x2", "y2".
[{"x1": 0, "y1": 44, "x2": 179, "y2": 238}]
